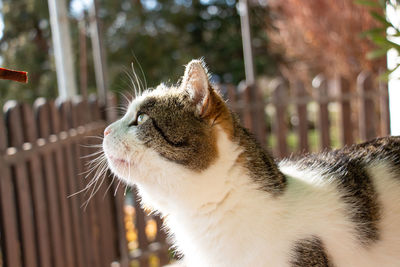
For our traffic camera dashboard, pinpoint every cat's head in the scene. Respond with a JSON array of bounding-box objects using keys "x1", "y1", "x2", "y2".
[{"x1": 103, "y1": 60, "x2": 240, "y2": 211}]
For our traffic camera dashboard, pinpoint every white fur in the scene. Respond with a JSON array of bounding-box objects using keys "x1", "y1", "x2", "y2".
[{"x1": 103, "y1": 87, "x2": 400, "y2": 267}]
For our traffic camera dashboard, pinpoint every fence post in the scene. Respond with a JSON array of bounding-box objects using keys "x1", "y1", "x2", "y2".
[
  {"x1": 294, "y1": 80, "x2": 309, "y2": 153},
  {"x1": 105, "y1": 94, "x2": 130, "y2": 267},
  {"x1": 357, "y1": 71, "x2": 376, "y2": 141},
  {"x1": 5, "y1": 101, "x2": 39, "y2": 267},
  {"x1": 379, "y1": 75, "x2": 391, "y2": 136},
  {"x1": 34, "y1": 99, "x2": 66, "y2": 267},
  {"x1": 240, "y1": 84, "x2": 253, "y2": 130},
  {"x1": 226, "y1": 84, "x2": 237, "y2": 112},
  {"x1": 313, "y1": 75, "x2": 330, "y2": 150},
  {"x1": 133, "y1": 186, "x2": 150, "y2": 267},
  {"x1": 0, "y1": 108, "x2": 22, "y2": 267},
  {"x1": 21, "y1": 103, "x2": 53, "y2": 267},
  {"x1": 337, "y1": 76, "x2": 353, "y2": 146},
  {"x1": 58, "y1": 99, "x2": 87, "y2": 267},
  {"x1": 49, "y1": 101, "x2": 76, "y2": 267},
  {"x1": 155, "y1": 216, "x2": 169, "y2": 265},
  {"x1": 107, "y1": 93, "x2": 119, "y2": 122},
  {"x1": 112, "y1": 183, "x2": 130, "y2": 267},
  {"x1": 253, "y1": 85, "x2": 267, "y2": 148},
  {"x1": 272, "y1": 80, "x2": 288, "y2": 158},
  {"x1": 76, "y1": 98, "x2": 103, "y2": 267}
]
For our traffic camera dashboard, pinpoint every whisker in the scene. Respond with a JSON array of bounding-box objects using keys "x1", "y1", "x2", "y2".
[
  {"x1": 83, "y1": 157, "x2": 106, "y2": 174},
  {"x1": 124, "y1": 68, "x2": 138, "y2": 98},
  {"x1": 114, "y1": 179, "x2": 122, "y2": 196},
  {"x1": 71, "y1": 156, "x2": 107, "y2": 198},
  {"x1": 81, "y1": 149, "x2": 104, "y2": 159},
  {"x1": 130, "y1": 52, "x2": 148, "y2": 93},
  {"x1": 83, "y1": 170, "x2": 108, "y2": 210},
  {"x1": 80, "y1": 144, "x2": 103, "y2": 148},
  {"x1": 85, "y1": 135, "x2": 104, "y2": 140},
  {"x1": 103, "y1": 175, "x2": 116, "y2": 199},
  {"x1": 131, "y1": 62, "x2": 145, "y2": 96},
  {"x1": 124, "y1": 184, "x2": 129, "y2": 196}
]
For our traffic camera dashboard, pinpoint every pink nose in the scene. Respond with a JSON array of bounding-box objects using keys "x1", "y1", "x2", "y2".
[{"x1": 104, "y1": 127, "x2": 112, "y2": 136}]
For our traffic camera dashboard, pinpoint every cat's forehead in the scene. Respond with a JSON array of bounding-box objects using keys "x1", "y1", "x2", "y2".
[{"x1": 126, "y1": 83, "x2": 179, "y2": 114}]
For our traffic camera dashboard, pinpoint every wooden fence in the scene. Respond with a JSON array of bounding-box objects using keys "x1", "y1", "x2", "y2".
[
  {"x1": 221, "y1": 72, "x2": 390, "y2": 158},
  {"x1": 0, "y1": 96, "x2": 169, "y2": 267}
]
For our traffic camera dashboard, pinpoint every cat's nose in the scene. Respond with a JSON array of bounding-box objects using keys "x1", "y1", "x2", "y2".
[{"x1": 104, "y1": 127, "x2": 112, "y2": 136}]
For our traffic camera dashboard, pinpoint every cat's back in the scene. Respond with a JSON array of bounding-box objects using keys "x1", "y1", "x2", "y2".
[{"x1": 279, "y1": 136, "x2": 400, "y2": 266}]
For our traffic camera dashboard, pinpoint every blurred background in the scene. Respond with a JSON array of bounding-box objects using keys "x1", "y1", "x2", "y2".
[
  {"x1": 0, "y1": 0, "x2": 393, "y2": 103},
  {"x1": 1, "y1": 1, "x2": 400, "y2": 267},
  {"x1": 0, "y1": 0, "x2": 277, "y2": 103}
]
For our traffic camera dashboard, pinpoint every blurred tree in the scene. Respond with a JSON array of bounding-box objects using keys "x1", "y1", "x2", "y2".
[
  {"x1": 357, "y1": 0, "x2": 400, "y2": 79},
  {"x1": 0, "y1": 0, "x2": 279, "y2": 103},
  {"x1": 99, "y1": 0, "x2": 279, "y2": 94},
  {"x1": 267, "y1": 0, "x2": 386, "y2": 82}
]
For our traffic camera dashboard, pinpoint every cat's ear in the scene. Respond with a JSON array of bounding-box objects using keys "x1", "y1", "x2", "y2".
[{"x1": 180, "y1": 59, "x2": 211, "y2": 115}]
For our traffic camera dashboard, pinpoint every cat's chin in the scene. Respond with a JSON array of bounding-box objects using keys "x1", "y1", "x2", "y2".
[{"x1": 106, "y1": 156, "x2": 135, "y2": 179}]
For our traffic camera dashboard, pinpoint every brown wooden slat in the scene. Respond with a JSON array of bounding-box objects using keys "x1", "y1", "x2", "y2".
[
  {"x1": 133, "y1": 187, "x2": 150, "y2": 267},
  {"x1": 226, "y1": 84, "x2": 237, "y2": 112},
  {"x1": 58, "y1": 100, "x2": 87, "y2": 267},
  {"x1": 106, "y1": 94, "x2": 130, "y2": 267},
  {"x1": 48, "y1": 101, "x2": 76, "y2": 267},
  {"x1": 69, "y1": 99, "x2": 94, "y2": 267},
  {"x1": 20, "y1": 103, "x2": 52, "y2": 267},
  {"x1": 107, "y1": 93, "x2": 119, "y2": 122},
  {"x1": 0, "y1": 109, "x2": 22, "y2": 267},
  {"x1": 313, "y1": 75, "x2": 331, "y2": 150},
  {"x1": 89, "y1": 97, "x2": 116, "y2": 267},
  {"x1": 241, "y1": 85, "x2": 252, "y2": 131},
  {"x1": 357, "y1": 72, "x2": 376, "y2": 141},
  {"x1": 379, "y1": 75, "x2": 391, "y2": 136},
  {"x1": 337, "y1": 76, "x2": 353, "y2": 146},
  {"x1": 74, "y1": 99, "x2": 101, "y2": 267},
  {"x1": 96, "y1": 175, "x2": 119, "y2": 265},
  {"x1": 155, "y1": 216, "x2": 169, "y2": 265},
  {"x1": 5, "y1": 101, "x2": 38, "y2": 267},
  {"x1": 272, "y1": 81, "x2": 288, "y2": 158},
  {"x1": 252, "y1": 85, "x2": 266, "y2": 148},
  {"x1": 34, "y1": 99, "x2": 66, "y2": 267},
  {"x1": 294, "y1": 80, "x2": 309, "y2": 153},
  {"x1": 112, "y1": 180, "x2": 130, "y2": 267}
]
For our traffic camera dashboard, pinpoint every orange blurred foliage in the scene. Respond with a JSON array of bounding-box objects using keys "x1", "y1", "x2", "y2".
[{"x1": 267, "y1": 0, "x2": 386, "y2": 81}]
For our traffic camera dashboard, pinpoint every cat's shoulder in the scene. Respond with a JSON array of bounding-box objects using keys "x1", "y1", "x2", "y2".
[
  {"x1": 281, "y1": 136, "x2": 400, "y2": 244},
  {"x1": 286, "y1": 136, "x2": 400, "y2": 173}
]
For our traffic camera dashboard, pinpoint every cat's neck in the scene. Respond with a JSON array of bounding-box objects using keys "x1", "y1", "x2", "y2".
[{"x1": 232, "y1": 115, "x2": 287, "y2": 196}]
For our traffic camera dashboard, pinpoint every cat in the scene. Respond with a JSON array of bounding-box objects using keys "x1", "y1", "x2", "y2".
[{"x1": 102, "y1": 59, "x2": 400, "y2": 267}]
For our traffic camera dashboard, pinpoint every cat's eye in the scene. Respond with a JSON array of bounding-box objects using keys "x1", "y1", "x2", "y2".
[
  {"x1": 137, "y1": 113, "x2": 149, "y2": 125},
  {"x1": 128, "y1": 113, "x2": 149, "y2": 127}
]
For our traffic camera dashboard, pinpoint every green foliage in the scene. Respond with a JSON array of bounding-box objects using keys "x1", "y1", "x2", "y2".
[
  {"x1": 99, "y1": 0, "x2": 277, "y2": 94},
  {"x1": 0, "y1": 0, "x2": 57, "y2": 104},
  {"x1": 357, "y1": 0, "x2": 400, "y2": 79},
  {"x1": 0, "y1": 0, "x2": 278, "y2": 103}
]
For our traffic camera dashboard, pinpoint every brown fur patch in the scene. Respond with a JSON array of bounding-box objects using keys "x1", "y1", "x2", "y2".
[
  {"x1": 201, "y1": 86, "x2": 234, "y2": 139},
  {"x1": 290, "y1": 236, "x2": 334, "y2": 267}
]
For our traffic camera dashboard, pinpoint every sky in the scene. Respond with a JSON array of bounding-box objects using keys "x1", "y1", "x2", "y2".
[
  {"x1": 0, "y1": 0, "x2": 3, "y2": 39},
  {"x1": 70, "y1": 0, "x2": 92, "y2": 17}
]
